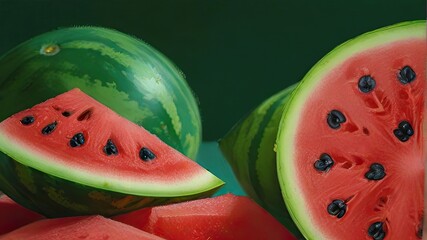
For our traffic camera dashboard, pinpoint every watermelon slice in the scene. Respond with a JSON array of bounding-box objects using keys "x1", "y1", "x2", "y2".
[
  {"x1": 0, "y1": 195, "x2": 44, "y2": 235},
  {"x1": 0, "y1": 88, "x2": 223, "y2": 217},
  {"x1": 277, "y1": 21, "x2": 425, "y2": 239},
  {"x1": 0, "y1": 215, "x2": 164, "y2": 240},
  {"x1": 113, "y1": 193, "x2": 297, "y2": 240}
]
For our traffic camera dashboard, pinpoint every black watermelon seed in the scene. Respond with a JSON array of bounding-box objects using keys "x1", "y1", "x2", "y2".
[
  {"x1": 327, "y1": 110, "x2": 346, "y2": 129},
  {"x1": 398, "y1": 65, "x2": 416, "y2": 84},
  {"x1": 365, "y1": 163, "x2": 386, "y2": 181},
  {"x1": 41, "y1": 122, "x2": 57, "y2": 135},
  {"x1": 398, "y1": 121, "x2": 414, "y2": 136},
  {"x1": 417, "y1": 225, "x2": 423, "y2": 239},
  {"x1": 314, "y1": 153, "x2": 334, "y2": 172},
  {"x1": 417, "y1": 217, "x2": 423, "y2": 239},
  {"x1": 62, "y1": 111, "x2": 71, "y2": 117},
  {"x1": 70, "y1": 132, "x2": 85, "y2": 147},
  {"x1": 104, "y1": 139, "x2": 119, "y2": 156},
  {"x1": 327, "y1": 199, "x2": 347, "y2": 219},
  {"x1": 20, "y1": 116, "x2": 35, "y2": 125},
  {"x1": 139, "y1": 147, "x2": 156, "y2": 161},
  {"x1": 358, "y1": 75, "x2": 376, "y2": 93},
  {"x1": 394, "y1": 120, "x2": 413, "y2": 142},
  {"x1": 368, "y1": 222, "x2": 386, "y2": 240}
]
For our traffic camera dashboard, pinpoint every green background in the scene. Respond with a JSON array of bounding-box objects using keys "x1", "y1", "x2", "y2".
[{"x1": 0, "y1": 0, "x2": 425, "y2": 141}]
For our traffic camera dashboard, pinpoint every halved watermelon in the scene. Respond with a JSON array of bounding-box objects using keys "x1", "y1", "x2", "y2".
[
  {"x1": 113, "y1": 193, "x2": 297, "y2": 240},
  {"x1": 0, "y1": 195, "x2": 44, "y2": 235},
  {"x1": 0, "y1": 215, "x2": 164, "y2": 240},
  {"x1": 0, "y1": 88, "x2": 223, "y2": 217},
  {"x1": 277, "y1": 21, "x2": 425, "y2": 239}
]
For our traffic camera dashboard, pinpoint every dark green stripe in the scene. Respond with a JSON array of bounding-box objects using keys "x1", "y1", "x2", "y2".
[
  {"x1": 0, "y1": 153, "x2": 219, "y2": 218},
  {"x1": 247, "y1": 92, "x2": 288, "y2": 203}
]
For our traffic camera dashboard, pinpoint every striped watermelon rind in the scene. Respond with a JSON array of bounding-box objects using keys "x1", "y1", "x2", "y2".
[
  {"x1": 219, "y1": 83, "x2": 302, "y2": 237},
  {"x1": 0, "y1": 26, "x2": 201, "y2": 159},
  {"x1": 0, "y1": 89, "x2": 223, "y2": 218},
  {"x1": 0, "y1": 155, "x2": 220, "y2": 218}
]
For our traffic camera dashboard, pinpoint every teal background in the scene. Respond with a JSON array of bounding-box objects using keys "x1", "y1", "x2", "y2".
[
  {"x1": 0, "y1": 0, "x2": 425, "y2": 141},
  {"x1": 197, "y1": 142, "x2": 246, "y2": 196}
]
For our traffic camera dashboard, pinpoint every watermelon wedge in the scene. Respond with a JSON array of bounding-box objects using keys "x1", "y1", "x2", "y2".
[
  {"x1": 0, "y1": 215, "x2": 164, "y2": 240},
  {"x1": 0, "y1": 195, "x2": 44, "y2": 235},
  {"x1": 0, "y1": 88, "x2": 223, "y2": 217},
  {"x1": 277, "y1": 21, "x2": 425, "y2": 239},
  {"x1": 113, "y1": 193, "x2": 297, "y2": 240}
]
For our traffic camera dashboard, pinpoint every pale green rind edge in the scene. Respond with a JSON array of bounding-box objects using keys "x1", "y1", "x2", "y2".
[
  {"x1": 0, "y1": 130, "x2": 224, "y2": 197},
  {"x1": 276, "y1": 20, "x2": 426, "y2": 240}
]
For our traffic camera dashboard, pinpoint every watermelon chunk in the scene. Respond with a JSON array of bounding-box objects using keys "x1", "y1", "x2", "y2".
[
  {"x1": 0, "y1": 195, "x2": 44, "y2": 235},
  {"x1": 113, "y1": 193, "x2": 297, "y2": 240},
  {"x1": 0, "y1": 215, "x2": 164, "y2": 240},
  {"x1": 0, "y1": 88, "x2": 223, "y2": 217}
]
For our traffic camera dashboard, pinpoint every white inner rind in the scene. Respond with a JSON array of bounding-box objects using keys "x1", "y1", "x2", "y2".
[{"x1": 276, "y1": 21, "x2": 426, "y2": 239}]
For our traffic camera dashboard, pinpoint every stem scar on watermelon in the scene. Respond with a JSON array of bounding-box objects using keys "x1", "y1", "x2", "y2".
[
  {"x1": 0, "y1": 88, "x2": 224, "y2": 218},
  {"x1": 277, "y1": 21, "x2": 425, "y2": 239}
]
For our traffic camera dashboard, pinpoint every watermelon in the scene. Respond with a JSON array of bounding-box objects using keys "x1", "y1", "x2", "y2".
[
  {"x1": 113, "y1": 193, "x2": 297, "y2": 240},
  {"x1": 0, "y1": 26, "x2": 201, "y2": 159},
  {"x1": 0, "y1": 215, "x2": 164, "y2": 240},
  {"x1": 219, "y1": 83, "x2": 302, "y2": 237},
  {"x1": 0, "y1": 88, "x2": 223, "y2": 217},
  {"x1": 0, "y1": 195, "x2": 44, "y2": 235},
  {"x1": 276, "y1": 21, "x2": 425, "y2": 239}
]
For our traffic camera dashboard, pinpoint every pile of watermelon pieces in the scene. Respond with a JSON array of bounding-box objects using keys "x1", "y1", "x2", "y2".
[
  {"x1": 0, "y1": 89, "x2": 297, "y2": 239},
  {"x1": 0, "y1": 193, "x2": 296, "y2": 239}
]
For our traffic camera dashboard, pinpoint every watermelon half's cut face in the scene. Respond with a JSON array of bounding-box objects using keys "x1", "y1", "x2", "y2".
[
  {"x1": 0, "y1": 88, "x2": 223, "y2": 217},
  {"x1": 277, "y1": 21, "x2": 425, "y2": 239}
]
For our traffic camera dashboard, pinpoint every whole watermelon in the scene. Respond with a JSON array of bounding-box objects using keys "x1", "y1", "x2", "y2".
[{"x1": 0, "y1": 26, "x2": 201, "y2": 159}]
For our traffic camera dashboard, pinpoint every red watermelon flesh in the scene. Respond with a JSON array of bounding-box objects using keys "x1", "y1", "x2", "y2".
[
  {"x1": 277, "y1": 21, "x2": 425, "y2": 239},
  {"x1": 113, "y1": 193, "x2": 297, "y2": 240},
  {"x1": 0, "y1": 88, "x2": 221, "y2": 189},
  {"x1": 0, "y1": 195, "x2": 44, "y2": 235},
  {"x1": 0, "y1": 88, "x2": 223, "y2": 217},
  {"x1": 0, "y1": 215, "x2": 164, "y2": 240}
]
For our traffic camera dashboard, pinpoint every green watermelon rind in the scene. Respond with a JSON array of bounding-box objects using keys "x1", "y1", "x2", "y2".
[
  {"x1": 0, "y1": 131, "x2": 223, "y2": 198},
  {"x1": 219, "y1": 83, "x2": 302, "y2": 237},
  {"x1": 276, "y1": 20, "x2": 426, "y2": 239},
  {"x1": 0, "y1": 26, "x2": 201, "y2": 160},
  {"x1": 0, "y1": 153, "x2": 220, "y2": 218}
]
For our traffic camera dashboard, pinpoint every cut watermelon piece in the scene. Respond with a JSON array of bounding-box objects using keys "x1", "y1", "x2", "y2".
[
  {"x1": 277, "y1": 21, "x2": 425, "y2": 239},
  {"x1": 113, "y1": 193, "x2": 297, "y2": 240},
  {"x1": 0, "y1": 88, "x2": 223, "y2": 217},
  {"x1": 0, "y1": 215, "x2": 164, "y2": 240},
  {"x1": 0, "y1": 195, "x2": 44, "y2": 235}
]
